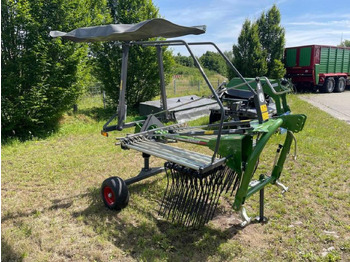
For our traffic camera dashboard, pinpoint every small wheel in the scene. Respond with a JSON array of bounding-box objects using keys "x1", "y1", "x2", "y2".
[
  {"x1": 320, "y1": 77, "x2": 335, "y2": 93},
  {"x1": 101, "y1": 176, "x2": 129, "y2": 210},
  {"x1": 334, "y1": 77, "x2": 346, "y2": 93}
]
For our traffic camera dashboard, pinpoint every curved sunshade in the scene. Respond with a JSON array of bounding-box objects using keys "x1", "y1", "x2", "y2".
[{"x1": 50, "y1": 18, "x2": 206, "y2": 42}]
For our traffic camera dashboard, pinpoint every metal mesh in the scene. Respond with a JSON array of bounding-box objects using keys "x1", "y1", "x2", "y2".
[{"x1": 159, "y1": 162, "x2": 240, "y2": 228}]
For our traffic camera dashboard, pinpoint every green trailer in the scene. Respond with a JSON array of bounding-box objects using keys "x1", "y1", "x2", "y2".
[{"x1": 285, "y1": 45, "x2": 350, "y2": 92}]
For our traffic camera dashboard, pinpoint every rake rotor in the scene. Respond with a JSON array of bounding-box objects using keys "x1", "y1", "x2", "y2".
[{"x1": 159, "y1": 162, "x2": 240, "y2": 228}]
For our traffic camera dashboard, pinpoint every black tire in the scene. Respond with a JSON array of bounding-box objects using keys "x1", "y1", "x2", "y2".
[
  {"x1": 101, "y1": 176, "x2": 129, "y2": 210},
  {"x1": 334, "y1": 77, "x2": 346, "y2": 93},
  {"x1": 320, "y1": 77, "x2": 335, "y2": 93}
]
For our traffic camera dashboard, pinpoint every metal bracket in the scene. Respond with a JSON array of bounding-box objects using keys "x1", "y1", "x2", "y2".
[
  {"x1": 239, "y1": 206, "x2": 251, "y2": 227},
  {"x1": 275, "y1": 180, "x2": 288, "y2": 194},
  {"x1": 125, "y1": 153, "x2": 164, "y2": 186}
]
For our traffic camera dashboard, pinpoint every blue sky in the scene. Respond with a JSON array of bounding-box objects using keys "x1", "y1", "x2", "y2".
[{"x1": 153, "y1": 0, "x2": 350, "y2": 56}]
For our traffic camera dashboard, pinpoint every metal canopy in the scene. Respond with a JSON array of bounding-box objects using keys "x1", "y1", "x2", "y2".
[{"x1": 49, "y1": 18, "x2": 206, "y2": 42}]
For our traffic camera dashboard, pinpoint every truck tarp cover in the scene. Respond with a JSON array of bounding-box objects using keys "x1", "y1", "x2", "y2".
[{"x1": 49, "y1": 18, "x2": 206, "y2": 42}]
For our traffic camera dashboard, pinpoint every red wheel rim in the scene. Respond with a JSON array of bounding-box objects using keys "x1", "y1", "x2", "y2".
[{"x1": 103, "y1": 186, "x2": 115, "y2": 206}]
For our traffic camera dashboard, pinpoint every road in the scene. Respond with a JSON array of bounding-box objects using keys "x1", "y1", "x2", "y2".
[{"x1": 299, "y1": 89, "x2": 350, "y2": 124}]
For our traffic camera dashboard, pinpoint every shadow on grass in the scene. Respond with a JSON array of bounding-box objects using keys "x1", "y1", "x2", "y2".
[
  {"x1": 75, "y1": 182, "x2": 245, "y2": 261},
  {"x1": 77, "y1": 105, "x2": 141, "y2": 123},
  {"x1": 1, "y1": 121, "x2": 61, "y2": 146},
  {"x1": 1, "y1": 193, "x2": 90, "y2": 223},
  {"x1": 77, "y1": 106, "x2": 115, "y2": 122},
  {"x1": 1, "y1": 237, "x2": 23, "y2": 262}
]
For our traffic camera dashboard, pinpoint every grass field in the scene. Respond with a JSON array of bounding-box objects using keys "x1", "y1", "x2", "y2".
[{"x1": 2, "y1": 94, "x2": 350, "y2": 261}]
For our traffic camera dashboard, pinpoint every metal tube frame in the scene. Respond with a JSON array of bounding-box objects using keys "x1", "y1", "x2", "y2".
[
  {"x1": 117, "y1": 43, "x2": 130, "y2": 130},
  {"x1": 109, "y1": 39, "x2": 275, "y2": 164},
  {"x1": 156, "y1": 46, "x2": 168, "y2": 120}
]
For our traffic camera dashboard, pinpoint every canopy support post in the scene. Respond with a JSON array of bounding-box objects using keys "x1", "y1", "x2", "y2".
[
  {"x1": 156, "y1": 46, "x2": 168, "y2": 120},
  {"x1": 117, "y1": 43, "x2": 130, "y2": 130}
]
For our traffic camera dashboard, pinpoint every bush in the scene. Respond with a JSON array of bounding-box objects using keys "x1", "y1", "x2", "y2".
[{"x1": 1, "y1": 0, "x2": 107, "y2": 139}]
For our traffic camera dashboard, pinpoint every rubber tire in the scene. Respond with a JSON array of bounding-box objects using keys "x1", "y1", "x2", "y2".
[
  {"x1": 334, "y1": 77, "x2": 346, "y2": 93},
  {"x1": 101, "y1": 176, "x2": 129, "y2": 210},
  {"x1": 320, "y1": 77, "x2": 335, "y2": 93}
]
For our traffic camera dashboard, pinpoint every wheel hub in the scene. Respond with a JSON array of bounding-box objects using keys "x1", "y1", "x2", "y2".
[{"x1": 103, "y1": 186, "x2": 115, "y2": 205}]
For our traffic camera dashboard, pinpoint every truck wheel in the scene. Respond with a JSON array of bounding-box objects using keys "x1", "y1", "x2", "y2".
[
  {"x1": 101, "y1": 176, "x2": 129, "y2": 210},
  {"x1": 320, "y1": 77, "x2": 335, "y2": 93},
  {"x1": 334, "y1": 77, "x2": 346, "y2": 93}
]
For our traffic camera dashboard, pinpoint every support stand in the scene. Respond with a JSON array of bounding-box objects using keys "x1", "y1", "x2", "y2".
[
  {"x1": 255, "y1": 175, "x2": 268, "y2": 223},
  {"x1": 125, "y1": 153, "x2": 164, "y2": 186}
]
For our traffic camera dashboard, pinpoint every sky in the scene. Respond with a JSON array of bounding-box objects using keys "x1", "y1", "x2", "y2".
[{"x1": 152, "y1": 0, "x2": 350, "y2": 56}]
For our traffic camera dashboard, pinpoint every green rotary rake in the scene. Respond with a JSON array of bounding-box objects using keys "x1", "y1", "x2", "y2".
[{"x1": 51, "y1": 18, "x2": 307, "y2": 228}]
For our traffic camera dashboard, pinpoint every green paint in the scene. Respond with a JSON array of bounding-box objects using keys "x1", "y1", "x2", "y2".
[
  {"x1": 286, "y1": 48, "x2": 297, "y2": 67},
  {"x1": 207, "y1": 134, "x2": 246, "y2": 174},
  {"x1": 232, "y1": 118, "x2": 283, "y2": 210},
  {"x1": 299, "y1": 47, "x2": 311, "y2": 66}
]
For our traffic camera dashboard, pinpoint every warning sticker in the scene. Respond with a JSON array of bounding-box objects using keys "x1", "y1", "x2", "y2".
[
  {"x1": 260, "y1": 104, "x2": 267, "y2": 112},
  {"x1": 262, "y1": 111, "x2": 269, "y2": 121}
]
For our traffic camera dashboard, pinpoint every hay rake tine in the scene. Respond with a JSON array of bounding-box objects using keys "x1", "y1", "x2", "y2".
[
  {"x1": 194, "y1": 176, "x2": 212, "y2": 228},
  {"x1": 205, "y1": 171, "x2": 224, "y2": 222},
  {"x1": 178, "y1": 176, "x2": 195, "y2": 225},
  {"x1": 164, "y1": 167, "x2": 179, "y2": 220},
  {"x1": 173, "y1": 172, "x2": 188, "y2": 222},
  {"x1": 187, "y1": 177, "x2": 205, "y2": 227},
  {"x1": 158, "y1": 166, "x2": 171, "y2": 216},
  {"x1": 168, "y1": 168, "x2": 182, "y2": 221},
  {"x1": 159, "y1": 166, "x2": 174, "y2": 216},
  {"x1": 183, "y1": 178, "x2": 200, "y2": 227}
]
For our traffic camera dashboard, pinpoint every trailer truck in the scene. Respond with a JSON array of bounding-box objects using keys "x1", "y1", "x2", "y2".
[{"x1": 285, "y1": 45, "x2": 350, "y2": 93}]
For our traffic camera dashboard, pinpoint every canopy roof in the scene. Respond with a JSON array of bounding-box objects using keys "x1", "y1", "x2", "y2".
[{"x1": 50, "y1": 18, "x2": 206, "y2": 42}]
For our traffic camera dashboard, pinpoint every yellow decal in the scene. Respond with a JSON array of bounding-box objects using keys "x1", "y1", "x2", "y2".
[
  {"x1": 262, "y1": 112, "x2": 269, "y2": 121},
  {"x1": 260, "y1": 104, "x2": 267, "y2": 112},
  {"x1": 204, "y1": 130, "x2": 214, "y2": 135},
  {"x1": 120, "y1": 80, "x2": 123, "y2": 90}
]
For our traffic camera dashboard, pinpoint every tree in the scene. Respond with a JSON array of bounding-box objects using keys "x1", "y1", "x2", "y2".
[
  {"x1": 232, "y1": 19, "x2": 267, "y2": 78},
  {"x1": 257, "y1": 4, "x2": 286, "y2": 78},
  {"x1": 92, "y1": 0, "x2": 174, "y2": 108},
  {"x1": 199, "y1": 51, "x2": 227, "y2": 76},
  {"x1": 339, "y1": 40, "x2": 350, "y2": 47},
  {"x1": 174, "y1": 53, "x2": 194, "y2": 67},
  {"x1": 1, "y1": 0, "x2": 108, "y2": 139},
  {"x1": 224, "y1": 50, "x2": 236, "y2": 79},
  {"x1": 231, "y1": 5, "x2": 286, "y2": 79}
]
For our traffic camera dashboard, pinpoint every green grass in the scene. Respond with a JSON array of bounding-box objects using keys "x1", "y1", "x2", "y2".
[{"x1": 2, "y1": 94, "x2": 350, "y2": 261}]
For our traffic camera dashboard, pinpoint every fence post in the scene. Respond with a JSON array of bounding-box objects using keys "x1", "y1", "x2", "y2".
[
  {"x1": 217, "y1": 79, "x2": 220, "y2": 87},
  {"x1": 174, "y1": 79, "x2": 176, "y2": 95},
  {"x1": 103, "y1": 91, "x2": 106, "y2": 109}
]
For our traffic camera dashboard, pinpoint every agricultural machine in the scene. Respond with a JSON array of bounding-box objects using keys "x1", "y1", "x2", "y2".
[
  {"x1": 51, "y1": 19, "x2": 306, "y2": 228},
  {"x1": 285, "y1": 45, "x2": 350, "y2": 93}
]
